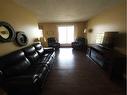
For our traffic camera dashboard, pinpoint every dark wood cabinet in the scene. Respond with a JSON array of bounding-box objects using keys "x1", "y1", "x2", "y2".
[{"x1": 87, "y1": 44, "x2": 126, "y2": 81}]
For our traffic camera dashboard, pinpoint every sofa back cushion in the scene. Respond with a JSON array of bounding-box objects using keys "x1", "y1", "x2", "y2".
[
  {"x1": 33, "y1": 43, "x2": 44, "y2": 56},
  {"x1": 23, "y1": 46, "x2": 39, "y2": 64},
  {"x1": 0, "y1": 51, "x2": 31, "y2": 77}
]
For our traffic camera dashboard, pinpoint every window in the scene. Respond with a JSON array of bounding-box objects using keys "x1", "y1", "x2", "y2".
[
  {"x1": 96, "y1": 32, "x2": 104, "y2": 44},
  {"x1": 58, "y1": 25, "x2": 74, "y2": 44}
]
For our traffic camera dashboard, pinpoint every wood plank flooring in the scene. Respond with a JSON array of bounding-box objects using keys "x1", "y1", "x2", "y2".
[{"x1": 41, "y1": 48, "x2": 125, "y2": 95}]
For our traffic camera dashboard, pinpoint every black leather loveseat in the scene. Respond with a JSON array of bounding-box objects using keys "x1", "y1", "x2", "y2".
[
  {"x1": 0, "y1": 42, "x2": 55, "y2": 95},
  {"x1": 72, "y1": 37, "x2": 87, "y2": 51},
  {"x1": 47, "y1": 37, "x2": 60, "y2": 50}
]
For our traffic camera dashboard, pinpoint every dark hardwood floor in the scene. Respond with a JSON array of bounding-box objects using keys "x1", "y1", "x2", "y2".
[{"x1": 41, "y1": 48, "x2": 125, "y2": 95}]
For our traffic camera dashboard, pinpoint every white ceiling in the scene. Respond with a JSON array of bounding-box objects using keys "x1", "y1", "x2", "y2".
[{"x1": 13, "y1": 0, "x2": 122, "y2": 23}]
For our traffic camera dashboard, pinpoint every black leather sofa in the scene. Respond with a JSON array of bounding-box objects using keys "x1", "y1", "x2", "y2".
[{"x1": 0, "y1": 42, "x2": 55, "y2": 95}]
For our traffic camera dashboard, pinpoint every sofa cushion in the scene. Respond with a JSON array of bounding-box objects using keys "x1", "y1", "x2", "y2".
[
  {"x1": 23, "y1": 46, "x2": 39, "y2": 64},
  {"x1": 0, "y1": 51, "x2": 31, "y2": 77},
  {"x1": 33, "y1": 43, "x2": 44, "y2": 56}
]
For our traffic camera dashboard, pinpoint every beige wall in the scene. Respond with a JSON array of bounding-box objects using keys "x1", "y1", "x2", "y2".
[
  {"x1": 39, "y1": 22, "x2": 87, "y2": 46},
  {"x1": 87, "y1": 2, "x2": 126, "y2": 54},
  {"x1": 0, "y1": 0, "x2": 41, "y2": 56}
]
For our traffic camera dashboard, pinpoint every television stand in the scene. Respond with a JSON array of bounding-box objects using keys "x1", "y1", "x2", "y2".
[{"x1": 87, "y1": 44, "x2": 126, "y2": 81}]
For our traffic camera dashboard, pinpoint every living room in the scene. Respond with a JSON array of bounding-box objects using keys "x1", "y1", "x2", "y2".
[{"x1": 0, "y1": 0, "x2": 126, "y2": 95}]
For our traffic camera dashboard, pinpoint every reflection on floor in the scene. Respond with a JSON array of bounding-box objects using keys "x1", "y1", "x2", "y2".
[{"x1": 42, "y1": 48, "x2": 125, "y2": 95}]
